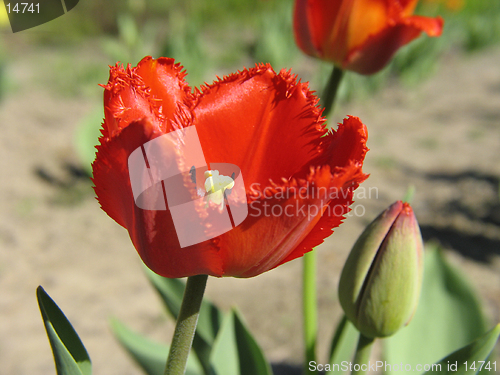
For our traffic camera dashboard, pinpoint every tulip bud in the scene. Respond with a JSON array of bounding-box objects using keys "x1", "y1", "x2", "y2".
[{"x1": 338, "y1": 201, "x2": 424, "y2": 338}]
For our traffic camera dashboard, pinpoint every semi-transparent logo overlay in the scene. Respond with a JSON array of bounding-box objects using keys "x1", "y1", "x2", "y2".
[
  {"x1": 3, "y1": 0, "x2": 79, "y2": 33},
  {"x1": 128, "y1": 126, "x2": 248, "y2": 248}
]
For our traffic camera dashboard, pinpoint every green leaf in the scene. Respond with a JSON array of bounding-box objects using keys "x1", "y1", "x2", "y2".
[
  {"x1": 209, "y1": 312, "x2": 239, "y2": 375},
  {"x1": 144, "y1": 268, "x2": 223, "y2": 373},
  {"x1": 423, "y1": 324, "x2": 500, "y2": 375},
  {"x1": 209, "y1": 309, "x2": 272, "y2": 375},
  {"x1": 37, "y1": 286, "x2": 92, "y2": 375},
  {"x1": 110, "y1": 318, "x2": 203, "y2": 375},
  {"x1": 145, "y1": 268, "x2": 223, "y2": 345},
  {"x1": 233, "y1": 309, "x2": 273, "y2": 375},
  {"x1": 326, "y1": 315, "x2": 359, "y2": 375},
  {"x1": 384, "y1": 245, "x2": 487, "y2": 374},
  {"x1": 145, "y1": 269, "x2": 185, "y2": 318}
]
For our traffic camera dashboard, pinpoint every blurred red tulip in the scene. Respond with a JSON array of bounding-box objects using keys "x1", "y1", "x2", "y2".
[
  {"x1": 294, "y1": 0, "x2": 444, "y2": 74},
  {"x1": 92, "y1": 56, "x2": 368, "y2": 278}
]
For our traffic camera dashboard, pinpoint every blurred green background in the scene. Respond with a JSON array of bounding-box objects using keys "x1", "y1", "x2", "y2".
[
  {"x1": 1, "y1": 0, "x2": 500, "y2": 97},
  {"x1": 0, "y1": 1, "x2": 499, "y2": 374},
  {"x1": 2, "y1": 0, "x2": 499, "y2": 173}
]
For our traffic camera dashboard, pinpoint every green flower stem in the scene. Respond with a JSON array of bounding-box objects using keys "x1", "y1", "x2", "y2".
[
  {"x1": 351, "y1": 334, "x2": 375, "y2": 375},
  {"x1": 164, "y1": 274, "x2": 208, "y2": 375},
  {"x1": 303, "y1": 251, "x2": 318, "y2": 374},
  {"x1": 302, "y1": 64, "x2": 345, "y2": 375},
  {"x1": 321, "y1": 65, "x2": 344, "y2": 119}
]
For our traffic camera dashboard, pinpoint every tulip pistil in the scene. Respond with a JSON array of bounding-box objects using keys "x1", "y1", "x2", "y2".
[{"x1": 204, "y1": 170, "x2": 235, "y2": 207}]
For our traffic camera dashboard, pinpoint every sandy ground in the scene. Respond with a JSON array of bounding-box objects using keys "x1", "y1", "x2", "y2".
[{"x1": 0, "y1": 41, "x2": 499, "y2": 375}]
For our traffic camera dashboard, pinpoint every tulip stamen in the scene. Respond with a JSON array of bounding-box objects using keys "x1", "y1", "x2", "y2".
[{"x1": 204, "y1": 170, "x2": 235, "y2": 208}]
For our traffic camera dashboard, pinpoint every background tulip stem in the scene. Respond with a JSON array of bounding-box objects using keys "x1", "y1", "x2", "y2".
[
  {"x1": 302, "y1": 65, "x2": 344, "y2": 375},
  {"x1": 321, "y1": 65, "x2": 344, "y2": 118},
  {"x1": 303, "y1": 251, "x2": 318, "y2": 374},
  {"x1": 164, "y1": 274, "x2": 208, "y2": 375},
  {"x1": 351, "y1": 334, "x2": 374, "y2": 375}
]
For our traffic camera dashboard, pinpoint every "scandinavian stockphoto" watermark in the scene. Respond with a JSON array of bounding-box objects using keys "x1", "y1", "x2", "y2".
[{"x1": 248, "y1": 184, "x2": 378, "y2": 219}]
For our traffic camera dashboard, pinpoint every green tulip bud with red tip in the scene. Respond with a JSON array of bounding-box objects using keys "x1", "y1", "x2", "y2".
[{"x1": 338, "y1": 201, "x2": 424, "y2": 338}]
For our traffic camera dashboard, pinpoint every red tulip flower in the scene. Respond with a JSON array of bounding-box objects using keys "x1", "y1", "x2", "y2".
[
  {"x1": 92, "y1": 56, "x2": 368, "y2": 278},
  {"x1": 294, "y1": 0, "x2": 444, "y2": 75}
]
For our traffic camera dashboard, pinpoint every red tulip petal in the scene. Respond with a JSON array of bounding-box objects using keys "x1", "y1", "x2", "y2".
[
  {"x1": 92, "y1": 119, "x2": 159, "y2": 228},
  {"x1": 101, "y1": 57, "x2": 192, "y2": 138},
  {"x1": 299, "y1": 116, "x2": 369, "y2": 177},
  {"x1": 92, "y1": 119, "x2": 223, "y2": 278},
  {"x1": 323, "y1": 116, "x2": 369, "y2": 168},
  {"x1": 345, "y1": 0, "x2": 392, "y2": 52},
  {"x1": 294, "y1": 0, "x2": 344, "y2": 58},
  {"x1": 214, "y1": 166, "x2": 334, "y2": 277},
  {"x1": 192, "y1": 64, "x2": 327, "y2": 191},
  {"x1": 215, "y1": 162, "x2": 367, "y2": 278},
  {"x1": 276, "y1": 163, "x2": 367, "y2": 268},
  {"x1": 403, "y1": 15, "x2": 444, "y2": 37},
  {"x1": 135, "y1": 56, "x2": 194, "y2": 115},
  {"x1": 210, "y1": 117, "x2": 368, "y2": 277},
  {"x1": 293, "y1": 0, "x2": 316, "y2": 56},
  {"x1": 278, "y1": 117, "x2": 369, "y2": 266},
  {"x1": 397, "y1": 0, "x2": 419, "y2": 16},
  {"x1": 94, "y1": 60, "x2": 370, "y2": 279},
  {"x1": 344, "y1": 15, "x2": 444, "y2": 74}
]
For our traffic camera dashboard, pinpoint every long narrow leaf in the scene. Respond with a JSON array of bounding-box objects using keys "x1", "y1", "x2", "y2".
[
  {"x1": 209, "y1": 309, "x2": 272, "y2": 375},
  {"x1": 144, "y1": 268, "x2": 223, "y2": 374},
  {"x1": 233, "y1": 309, "x2": 273, "y2": 375},
  {"x1": 210, "y1": 312, "x2": 240, "y2": 375},
  {"x1": 110, "y1": 317, "x2": 203, "y2": 375},
  {"x1": 37, "y1": 286, "x2": 92, "y2": 375},
  {"x1": 327, "y1": 315, "x2": 359, "y2": 375},
  {"x1": 144, "y1": 268, "x2": 223, "y2": 345},
  {"x1": 423, "y1": 324, "x2": 500, "y2": 375}
]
